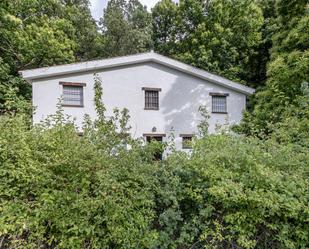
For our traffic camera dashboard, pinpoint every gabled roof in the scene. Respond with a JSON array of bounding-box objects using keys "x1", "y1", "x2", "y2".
[{"x1": 19, "y1": 52, "x2": 255, "y2": 95}]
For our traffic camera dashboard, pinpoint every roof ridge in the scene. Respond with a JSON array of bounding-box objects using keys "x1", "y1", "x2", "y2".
[
  {"x1": 19, "y1": 51, "x2": 154, "y2": 73},
  {"x1": 20, "y1": 51, "x2": 255, "y2": 95},
  {"x1": 152, "y1": 53, "x2": 252, "y2": 90}
]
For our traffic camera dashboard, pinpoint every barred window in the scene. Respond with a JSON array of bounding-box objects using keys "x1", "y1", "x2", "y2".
[
  {"x1": 145, "y1": 90, "x2": 159, "y2": 109},
  {"x1": 60, "y1": 82, "x2": 85, "y2": 107},
  {"x1": 142, "y1": 87, "x2": 161, "y2": 110},
  {"x1": 211, "y1": 94, "x2": 228, "y2": 113}
]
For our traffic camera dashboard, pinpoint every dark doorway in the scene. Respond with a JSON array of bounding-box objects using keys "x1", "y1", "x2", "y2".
[
  {"x1": 145, "y1": 135, "x2": 164, "y2": 160},
  {"x1": 146, "y1": 136, "x2": 163, "y2": 143}
]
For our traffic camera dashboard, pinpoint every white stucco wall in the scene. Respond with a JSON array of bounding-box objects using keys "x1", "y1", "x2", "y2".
[{"x1": 32, "y1": 62, "x2": 246, "y2": 150}]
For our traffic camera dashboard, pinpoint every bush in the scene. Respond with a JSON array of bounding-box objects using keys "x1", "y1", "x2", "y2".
[
  {"x1": 0, "y1": 77, "x2": 308, "y2": 248},
  {"x1": 0, "y1": 111, "x2": 308, "y2": 249},
  {"x1": 0, "y1": 110, "x2": 161, "y2": 248},
  {"x1": 163, "y1": 135, "x2": 308, "y2": 248}
]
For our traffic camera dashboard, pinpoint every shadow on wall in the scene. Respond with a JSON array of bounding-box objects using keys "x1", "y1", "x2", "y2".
[
  {"x1": 160, "y1": 69, "x2": 211, "y2": 135},
  {"x1": 159, "y1": 65, "x2": 243, "y2": 135}
]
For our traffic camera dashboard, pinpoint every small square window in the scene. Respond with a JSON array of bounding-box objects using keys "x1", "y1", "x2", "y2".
[
  {"x1": 62, "y1": 85, "x2": 84, "y2": 107},
  {"x1": 144, "y1": 134, "x2": 164, "y2": 160},
  {"x1": 211, "y1": 95, "x2": 227, "y2": 113},
  {"x1": 181, "y1": 136, "x2": 193, "y2": 149},
  {"x1": 145, "y1": 90, "x2": 159, "y2": 110}
]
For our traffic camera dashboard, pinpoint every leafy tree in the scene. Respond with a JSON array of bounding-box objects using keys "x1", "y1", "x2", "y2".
[
  {"x1": 152, "y1": 0, "x2": 264, "y2": 84},
  {"x1": 0, "y1": 0, "x2": 102, "y2": 108},
  {"x1": 152, "y1": 0, "x2": 179, "y2": 55},
  {"x1": 100, "y1": 0, "x2": 153, "y2": 57},
  {"x1": 61, "y1": 0, "x2": 103, "y2": 60},
  {"x1": 245, "y1": 0, "x2": 277, "y2": 89},
  {"x1": 238, "y1": 0, "x2": 309, "y2": 137},
  {"x1": 0, "y1": 1, "x2": 76, "y2": 71},
  {"x1": 0, "y1": 58, "x2": 31, "y2": 113},
  {"x1": 0, "y1": 0, "x2": 76, "y2": 109}
]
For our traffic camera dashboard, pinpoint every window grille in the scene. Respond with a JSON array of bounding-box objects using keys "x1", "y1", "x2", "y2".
[
  {"x1": 145, "y1": 90, "x2": 159, "y2": 110},
  {"x1": 63, "y1": 85, "x2": 84, "y2": 106},
  {"x1": 212, "y1": 95, "x2": 227, "y2": 113}
]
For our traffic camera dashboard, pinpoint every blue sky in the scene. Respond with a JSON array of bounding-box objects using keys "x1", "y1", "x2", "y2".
[{"x1": 89, "y1": 0, "x2": 160, "y2": 21}]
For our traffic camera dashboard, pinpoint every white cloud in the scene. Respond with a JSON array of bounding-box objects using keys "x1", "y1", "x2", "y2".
[{"x1": 89, "y1": 0, "x2": 161, "y2": 21}]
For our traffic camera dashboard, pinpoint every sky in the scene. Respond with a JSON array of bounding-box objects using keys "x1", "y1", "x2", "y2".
[{"x1": 89, "y1": 0, "x2": 160, "y2": 21}]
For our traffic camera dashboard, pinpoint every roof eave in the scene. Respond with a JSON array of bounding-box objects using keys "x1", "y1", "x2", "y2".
[
  {"x1": 150, "y1": 58, "x2": 255, "y2": 95},
  {"x1": 19, "y1": 52, "x2": 255, "y2": 95},
  {"x1": 19, "y1": 57, "x2": 153, "y2": 82}
]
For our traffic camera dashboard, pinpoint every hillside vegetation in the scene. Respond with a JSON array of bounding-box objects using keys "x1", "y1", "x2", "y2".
[
  {"x1": 0, "y1": 0, "x2": 308, "y2": 248},
  {"x1": 0, "y1": 76, "x2": 308, "y2": 249}
]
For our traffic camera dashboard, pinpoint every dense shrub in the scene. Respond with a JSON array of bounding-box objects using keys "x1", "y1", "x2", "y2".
[
  {"x1": 0, "y1": 111, "x2": 159, "y2": 249},
  {"x1": 0, "y1": 78, "x2": 308, "y2": 249},
  {"x1": 163, "y1": 136, "x2": 308, "y2": 248},
  {"x1": 0, "y1": 110, "x2": 308, "y2": 249}
]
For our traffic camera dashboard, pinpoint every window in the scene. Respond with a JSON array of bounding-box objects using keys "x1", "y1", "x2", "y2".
[
  {"x1": 60, "y1": 82, "x2": 86, "y2": 107},
  {"x1": 145, "y1": 135, "x2": 163, "y2": 143},
  {"x1": 210, "y1": 93, "x2": 228, "y2": 113},
  {"x1": 143, "y1": 133, "x2": 165, "y2": 160},
  {"x1": 142, "y1": 87, "x2": 161, "y2": 110},
  {"x1": 63, "y1": 86, "x2": 83, "y2": 106},
  {"x1": 180, "y1": 134, "x2": 193, "y2": 149},
  {"x1": 77, "y1": 132, "x2": 84, "y2": 137}
]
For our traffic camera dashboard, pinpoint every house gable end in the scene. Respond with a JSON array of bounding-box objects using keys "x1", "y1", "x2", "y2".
[{"x1": 19, "y1": 52, "x2": 255, "y2": 95}]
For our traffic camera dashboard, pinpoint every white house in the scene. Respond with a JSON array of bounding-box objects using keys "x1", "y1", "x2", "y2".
[{"x1": 20, "y1": 52, "x2": 254, "y2": 151}]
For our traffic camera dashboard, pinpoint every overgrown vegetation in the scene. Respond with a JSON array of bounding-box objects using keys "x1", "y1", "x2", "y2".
[
  {"x1": 0, "y1": 76, "x2": 308, "y2": 249},
  {"x1": 0, "y1": 0, "x2": 308, "y2": 248},
  {"x1": 1, "y1": 0, "x2": 308, "y2": 138}
]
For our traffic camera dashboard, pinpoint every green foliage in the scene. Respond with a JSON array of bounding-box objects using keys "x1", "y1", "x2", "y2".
[
  {"x1": 0, "y1": 113, "x2": 157, "y2": 248},
  {"x1": 152, "y1": 0, "x2": 179, "y2": 55},
  {"x1": 0, "y1": 1, "x2": 75, "y2": 71},
  {"x1": 246, "y1": 0, "x2": 277, "y2": 88},
  {"x1": 93, "y1": 73, "x2": 106, "y2": 121},
  {"x1": 61, "y1": 0, "x2": 102, "y2": 60},
  {"x1": 152, "y1": 0, "x2": 264, "y2": 84},
  {"x1": 185, "y1": 135, "x2": 309, "y2": 249},
  {"x1": 0, "y1": 2, "x2": 308, "y2": 247},
  {"x1": 0, "y1": 0, "x2": 100, "y2": 107},
  {"x1": 197, "y1": 105, "x2": 210, "y2": 136},
  {"x1": 0, "y1": 110, "x2": 308, "y2": 248},
  {"x1": 237, "y1": 2, "x2": 309, "y2": 137},
  {"x1": 0, "y1": 58, "x2": 31, "y2": 112},
  {"x1": 100, "y1": 0, "x2": 153, "y2": 57}
]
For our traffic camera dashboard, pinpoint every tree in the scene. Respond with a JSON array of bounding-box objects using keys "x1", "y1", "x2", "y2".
[
  {"x1": 152, "y1": 0, "x2": 264, "y2": 84},
  {"x1": 0, "y1": 1, "x2": 76, "y2": 71},
  {"x1": 238, "y1": 0, "x2": 309, "y2": 137},
  {"x1": 152, "y1": 0, "x2": 180, "y2": 55},
  {"x1": 0, "y1": 58, "x2": 31, "y2": 113},
  {"x1": 0, "y1": 0, "x2": 101, "y2": 107},
  {"x1": 100, "y1": 0, "x2": 153, "y2": 57},
  {"x1": 61, "y1": 0, "x2": 103, "y2": 60},
  {"x1": 245, "y1": 0, "x2": 277, "y2": 89},
  {"x1": 0, "y1": 0, "x2": 77, "y2": 108}
]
